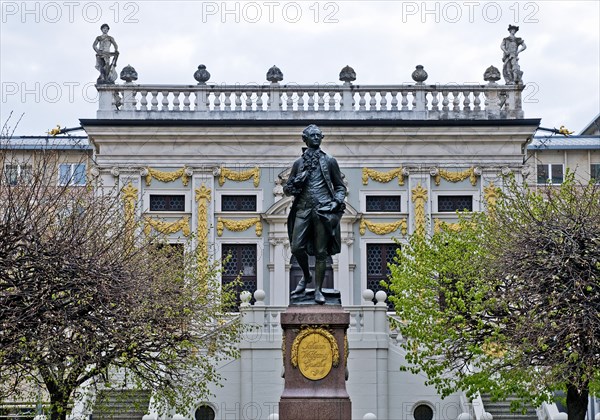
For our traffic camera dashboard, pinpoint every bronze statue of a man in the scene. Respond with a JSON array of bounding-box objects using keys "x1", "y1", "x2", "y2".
[{"x1": 284, "y1": 125, "x2": 346, "y2": 304}]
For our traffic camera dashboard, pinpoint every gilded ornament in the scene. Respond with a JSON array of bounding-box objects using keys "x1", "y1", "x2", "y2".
[
  {"x1": 219, "y1": 166, "x2": 261, "y2": 187},
  {"x1": 195, "y1": 184, "x2": 212, "y2": 268},
  {"x1": 144, "y1": 216, "x2": 191, "y2": 236},
  {"x1": 145, "y1": 166, "x2": 190, "y2": 186},
  {"x1": 121, "y1": 181, "x2": 138, "y2": 239},
  {"x1": 484, "y1": 181, "x2": 501, "y2": 208},
  {"x1": 359, "y1": 218, "x2": 407, "y2": 236},
  {"x1": 217, "y1": 217, "x2": 262, "y2": 237},
  {"x1": 291, "y1": 326, "x2": 339, "y2": 381},
  {"x1": 411, "y1": 183, "x2": 428, "y2": 236},
  {"x1": 434, "y1": 219, "x2": 462, "y2": 233},
  {"x1": 433, "y1": 167, "x2": 478, "y2": 186},
  {"x1": 362, "y1": 167, "x2": 405, "y2": 186}
]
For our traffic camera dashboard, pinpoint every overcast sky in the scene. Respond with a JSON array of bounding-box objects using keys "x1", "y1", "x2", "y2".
[{"x1": 1, "y1": 0, "x2": 599, "y2": 136}]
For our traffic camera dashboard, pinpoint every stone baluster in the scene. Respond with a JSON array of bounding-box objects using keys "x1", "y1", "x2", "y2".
[
  {"x1": 257, "y1": 91, "x2": 264, "y2": 110},
  {"x1": 358, "y1": 91, "x2": 366, "y2": 111},
  {"x1": 150, "y1": 91, "x2": 159, "y2": 111},
  {"x1": 390, "y1": 90, "x2": 398, "y2": 111},
  {"x1": 462, "y1": 90, "x2": 471, "y2": 113},
  {"x1": 317, "y1": 91, "x2": 325, "y2": 111},
  {"x1": 431, "y1": 90, "x2": 439, "y2": 111},
  {"x1": 172, "y1": 91, "x2": 180, "y2": 111},
  {"x1": 307, "y1": 90, "x2": 315, "y2": 111},
  {"x1": 234, "y1": 90, "x2": 242, "y2": 111},
  {"x1": 400, "y1": 91, "x2": 409, "y2": 111},
  {"x1": 441, "y1": 91, "x2": 450, "y2": 113},
  {"x1": 245, "y1": 90, "x2": 253, "y2": 111},
  {"x1": 379, "y1": 91, "x2": 387, "y2": 111},
  {"x1": 286, "y1": 91, "x2": 294, "y2": 111},
  {"x1": 452, "y1": 91, "x2": 461, "y2": 115},
  {"x1": 473, "y1": 90, "x2": 481, "y2": 112},
  {"x1": 412, "y1": 91, "x2": 417, "y2": 110},
  {"x1": 328, "y1": 90, "x2": 336, "y2": 110},
  {"x1": 213, "y1": 90, "x2": 221, "y2": 110},
  {"x1": 139, "y1": 90, "x2": 148, "y2": 111},
  {"x1": 224, "y1": 91, "x2": 232, "y2": 110},
  {"x1": 161, "y1": 91, "x2": 169, "y2": 111},
  {"x1": 182, "y1": 91, "x2": 191, "y2": 111},
  {"x1": 297, "y1": 90, "x2": 305, "y2": 111},
  {"x1": 369, "y1": 91, "x2": 377, "y2": 111}
]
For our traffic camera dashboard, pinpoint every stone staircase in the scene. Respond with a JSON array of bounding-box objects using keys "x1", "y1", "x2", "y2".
[
  {"x1": 480, "y1": 395, "x2": 538, "y2": 420},
  {"x1": 92, "y1": 390, "x2": 151, "y2": 420}
]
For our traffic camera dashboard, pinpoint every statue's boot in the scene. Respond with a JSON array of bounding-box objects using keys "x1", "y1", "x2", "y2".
[
  {"x1": 314, "y1": 260, "x2": 326, "y2": 305},
  {"x1": 291, "y1": 275, "x2": 311, "y2": 295},
  {"x1": 291, "y1": 253, "x2": 311, "y2": 295}
]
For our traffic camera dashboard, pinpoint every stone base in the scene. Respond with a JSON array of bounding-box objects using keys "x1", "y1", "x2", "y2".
[
  {"x1": 279, "y1": 398, "x2": 351, "y2": 420},
  {"x1": 279, "y1": 305, "x2": 351, "y2": 420}
]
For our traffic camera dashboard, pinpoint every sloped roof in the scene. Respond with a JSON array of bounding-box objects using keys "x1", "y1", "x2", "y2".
[
  {"x1": 528, "y1": 135, "x2": 600, "y2": 150},
  {"x1": 0, "y1": 136, "x2": 91, "y2": 150}
]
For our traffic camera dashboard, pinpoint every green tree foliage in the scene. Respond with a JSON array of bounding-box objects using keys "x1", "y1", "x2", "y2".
[
  {"x1": 387, "y1": 174, "x2": 599, "y2": 420},
  {"x1": 0, "y1": 150, "x2": 244, "y2": 420}
]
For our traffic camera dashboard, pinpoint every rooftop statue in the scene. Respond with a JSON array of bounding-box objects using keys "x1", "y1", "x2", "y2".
[
  {"x1": 93, "y1": 23, "x2": 119, "y2": 84},
  {"x1": 284, "y1": 125, "x2": 347, "y2": 304},
  {"x1": 501, "y1": 25, "x2": 526, "y2": 85}
]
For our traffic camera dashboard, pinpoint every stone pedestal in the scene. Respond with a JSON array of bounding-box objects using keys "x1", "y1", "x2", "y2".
[{"x1": 279, "y1": 305, "x2": 351, "y2": 420}]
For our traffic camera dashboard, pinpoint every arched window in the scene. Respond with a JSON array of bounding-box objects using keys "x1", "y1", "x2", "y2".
[
  {"x1": 195, "y1": 404, "x2": 216, "y2": 420},
  {"x1": 413, "y1": 403, "x2": 434, "y2": 420}
]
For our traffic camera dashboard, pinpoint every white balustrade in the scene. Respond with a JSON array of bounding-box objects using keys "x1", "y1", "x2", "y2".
[{"x1": 97, "y1": 82, "x2": 525, "y2": 120}]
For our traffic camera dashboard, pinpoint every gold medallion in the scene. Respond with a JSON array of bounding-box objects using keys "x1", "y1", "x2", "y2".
[{"x1": 291, "y1": 327, "x2": 339, "y2": 381}]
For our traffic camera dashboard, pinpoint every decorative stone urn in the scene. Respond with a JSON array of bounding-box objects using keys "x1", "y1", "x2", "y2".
[
  {"x1": 411, "y1": 65, "x2": 428, "y2": 84},
  {"x1": 339, "y1": 65, "x2": 356, "y2": 84},
  {"x1": 483, "y1": 65, "x2": 501, "y2": 84},
  {"x1": 267, "y1": 65, "x2": 284, "y2": 83},
  {"x1": 120, "y1": 65, "x2": 138, "y2": 83},
  {"x1": 194, "y1": 65, "x2": 211, "y2": 85}
]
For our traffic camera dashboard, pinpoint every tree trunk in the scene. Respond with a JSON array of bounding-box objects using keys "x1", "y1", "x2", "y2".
[
  {"x1": 49, "y1": 392, "x2": 71, "y2": 420},
  {"x1": 566, "y1": 382, "x2": 589, "y2": 420}
]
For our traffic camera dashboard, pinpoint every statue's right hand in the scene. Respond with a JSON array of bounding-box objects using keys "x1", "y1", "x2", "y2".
[{"x1": 293, "y1": 171, "x2": 307, "y2": 186}]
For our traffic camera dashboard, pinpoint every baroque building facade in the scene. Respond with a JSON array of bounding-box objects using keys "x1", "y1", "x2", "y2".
[{"x1": 77, "y1": 64, "x2": 544, "y2": 420}]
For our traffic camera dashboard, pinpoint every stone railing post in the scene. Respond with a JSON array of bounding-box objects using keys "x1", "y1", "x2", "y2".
[
  {"x1": 122, "y1": 85, "x2": 135, "y2": 111},
  {"x1": 98, "y1": 88, "x2": 114, "y2": 112},
  {"x1": 195, "y1": 87, "x2": 208, "y2": 111},
  {"x1": 341, "y1": 83, "x2": 353, "y2": 111}
]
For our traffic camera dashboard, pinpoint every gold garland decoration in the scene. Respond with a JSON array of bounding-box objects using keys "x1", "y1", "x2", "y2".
[
  {"x1": 359, "y1": 218, "x2": 407, "y2": 236},
  {"x1": 291, "y1": 326, "x2": 340, "y2": 369},
  {"x1": 433, "y1": 167, "x2": 478, "y2": 186},
  {"x1": 217, "y1": 216, "x2": 262, "y2": 237},
  {"x1": 145, "y1": 166, "x2": 190, "y2": 186},
  {"x1": 484, "y1": 181, "x2": 501, "y2": 209},
  {"x1": 411, "y1": 183, "x2": 428, "y2": 236},
  {"x1": 144, "y1": 216, "x2": 191, "y2": 236},
  {"x1": 121, "y1": 181, "x2": 138, "y2": 242},
  {"x1": 195, "y1": 184, "x2": 212, "y2": 269},
  {"x1": 219, "y1": 166, "x2": 260, "y2": 187},
  {"x1": 362, "y1": 167, "x2": 405, "y2": 186},
  {"x1": 434, "y1": 219, "x2": 461, "y2": 234}
]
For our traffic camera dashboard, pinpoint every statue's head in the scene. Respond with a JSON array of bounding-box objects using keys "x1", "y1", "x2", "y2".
[
  {"x1": 302, "y1": 124, "x2": 324, "y2": 149},
  {"x1": 507, "y1": 24, "x2": 519, "y2": 34},
  {"x1": 101, "y1": 23, "x2": 110, "y2": 32}
]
